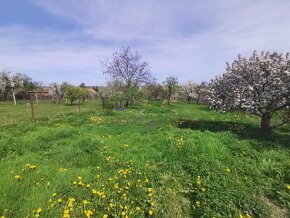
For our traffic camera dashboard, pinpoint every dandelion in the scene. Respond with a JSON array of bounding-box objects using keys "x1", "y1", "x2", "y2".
[
  {"x1": 103, "y1": 214, "x2": 108, "y2": 218},
  {"x1": 226, "y1": 168, "x2": 231, "y2": 173},
  {"x1": 85, "y1": 210, "x2": 93, "y2": 218},
  {"x1": 201, "y1": 188, "x2": 206, "y2": 192},
  {"x1": 246, "y1": 214, "x2": 251, "y2": 218},
  {"x1": 15, "y1": 175, "x2": 21, "y2": 180},
  {"x1": 287, "y1": 185, "x2": 290, "y2": 190},
  {"x1": 52, "y1": 193, "x2": 57, "y2": 197},
  {"x1": 121, "y1": 211, "x2": 126, "y2": 216},
  {"x1": 136, "y1": 207, "x2": 141, "y2": 211},
  {"x1": 83, "y1": 200, "x2": 89, "y2": 205},
  {"x1": 148, "y1": 210, "x2": 153, "y2": 215},
  {"x1": 196, "y1": 176, "x2": 201, "y2": 185},
  {"x1": 36, "y1": 208, "x2": 42, "y2": 213},
  {"x1": 196, "y1": 201, "x2": 201, "y2": 207},
  {"x1": 57, "y1": 198, "x2": 62, "y2": 203}
]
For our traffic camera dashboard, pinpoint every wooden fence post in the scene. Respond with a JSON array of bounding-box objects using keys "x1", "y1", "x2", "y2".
[{"x1": 30, "y1": 94, "x2": 35, "y2": 120}]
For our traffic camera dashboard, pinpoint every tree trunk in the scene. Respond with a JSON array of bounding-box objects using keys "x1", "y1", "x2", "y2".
[
  {"x1": 30, "y1": 97, "x2": 35, "y2": 120},
  {"x1": 12, "y1": 91, "x2": 16, "y2": 105},
  {"x1": 260, "y1": 112, "x2": 271, "y2": 130},
  {"x1": 35, "y1": 92, "x2": 38, "y2": 104}
]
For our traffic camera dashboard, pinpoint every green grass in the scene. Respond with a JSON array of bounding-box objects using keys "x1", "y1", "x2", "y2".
[{"x1": 0, "y1": 100, "x2": 289, "y2": 218}]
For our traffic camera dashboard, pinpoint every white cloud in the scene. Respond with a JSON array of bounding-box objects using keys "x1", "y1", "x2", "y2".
[{"x1": 1, "y1": 0, "x2": 290, "y2": 85}]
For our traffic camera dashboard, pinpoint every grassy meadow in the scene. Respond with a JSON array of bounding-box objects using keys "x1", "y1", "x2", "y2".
[{"x1": 0, "y1": 100, "x2": 289, "y2": 218}]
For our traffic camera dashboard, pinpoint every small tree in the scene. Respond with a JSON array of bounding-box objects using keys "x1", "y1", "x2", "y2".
[
  {"x1": 181, "y1": 81, "x2": 197, "y2": 102},
  {"x1": 102, "y1": 47, "x2": 151, "y2": 106},
  {"x1": 65, "y1": 86, "x2": 87, "y2": 105},
  {"x1": 163, "y1": 76, "x2": 179, "y2": 105},
  {"x1": 195, "y1": 82, "x2": 210, "y2": 104},
  {"x1": 0, "y1": 71, "x2": 28, "y2": 105},
  {"x1": 48, "y1": 82, "x2": 68, "y2": 103},
  {"x1": 144, "y1": 82, "x2": 166, "y2": 101},
  {"x1": 210, "y1": 51, "x2": 290, "y2": 131}
]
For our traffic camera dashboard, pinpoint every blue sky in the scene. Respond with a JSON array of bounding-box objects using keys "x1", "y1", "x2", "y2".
[{"x1": 0, "y1": 0, "x2": 290, "y2": 85}]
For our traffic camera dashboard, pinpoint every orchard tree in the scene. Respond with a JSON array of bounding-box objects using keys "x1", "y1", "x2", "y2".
[
  {"x1": 0, "y1": 71, "x2": 13, "y2": 101},
  {"x1": 211, "y1": 51, "x2": 290, "y2": 130},
  {"x1": 102, "y1": 47, "x2": 151, "y2": 106},
  {"x1": 48, "y1": 82, "x2": 68, "y2": 103},
  {"x1": 0, "y1": 71, "x2": 30, "y2": 105},
  {"x1": 195, "y1": 82, "x2": 210, "y2": 104},
  {"x1": 144, "y1": 81, "x2": 166, "y2": 101},
  {"x1": 163, "y1": 76, "x2": 179, "y2": 105},
  {"x1": 207, "y1": 75, "x2": 237, "y2": 111},
  {"x1": 65, "y1": 85, "x2": 87, "y2": 105},
  {"x1": 181, "y1": 81, "x2": 197, "y2": 102}
]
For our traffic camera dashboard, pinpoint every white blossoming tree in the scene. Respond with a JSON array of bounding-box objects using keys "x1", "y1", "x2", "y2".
[
  {"x1": 210, "y1": 51, "x2": 290, "y2": 130},
  {"x1": 0, "y1": 71, "x2": 26, "y2": 105},
  {"x1": 181, "y1": 81, "x2": 197, "y2": 102},
  {"x1": 48, "y1": 82, "x2": 69, "y2": 103}
]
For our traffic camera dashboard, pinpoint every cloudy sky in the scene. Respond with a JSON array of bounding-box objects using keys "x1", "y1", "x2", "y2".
[{"x1": 0, "y1": 0, "x2": 290, "y2": 85}]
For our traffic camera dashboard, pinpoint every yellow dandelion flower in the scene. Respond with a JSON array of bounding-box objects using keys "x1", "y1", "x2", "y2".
[
  {"x1": 77, "y1": 176, "x2": 82, "y2": 180},
  {"x1": 121, "y1": 211, "x2": 126, "y2": 216},
  {"x1": 57, "y1": 198, "x2": 62, "y2": 203},
  {"x1": 246, "y1": 214, "x2": 251, "y2": 218},
  {"x1": 103, "y1": 214, "x2": 108, "y2": 218},
  {"x1": 202, "y1": 188, "x2": 206, "y2": 192},
  {"x1": 287, "y1": 185, "x2": 290, "y2": 190},
  {"x1": 240, "y1": 214, "x2": 243, "y2": 218},
  {"x1": 36, "y1": 208, "x2": 42, "y2": 213},
  {"x1": 136, "y1": 207, "x2": 141, "y2": 211},
  {"x1": 83, "y1": 200, "x2": 89, "y2": 205},
  {"x1": 196, "y1": 201, "x2": 201, "y2": 207},
  {"x1": 148, "y1": 210, "x2": 153, "y2": 215},
  {"x1": 15, "y1": 175, "x2": 21, "y2": 180},
  {"x1": 64, "y1": 209, "x2": 70, "y2": 214},
  {"x1": 69, "y1": 197, "x2": 75, "y2": 202},
  {"x1": 52, "y1": 193, "x2": 57, "y2": 197},
  {"x1": 226, "y1": 168, "x2": 231, "y2": 173},
  {"x1": 150, "y1": 202, "x2": 155, "y2": 207},
  {"x1": 147, "y1": 188, "x2": 153, "y2": 193},
  {"x1": 85, "y1": 210, "x2": 93, "y2": 218}
]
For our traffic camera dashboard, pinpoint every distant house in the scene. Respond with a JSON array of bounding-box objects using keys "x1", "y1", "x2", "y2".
[
  {"x1": 28, "y1": 90, "x2": 52, "y2": 100},
  {"x1": 86, "y1": 88, "x2": 97, "y2": 95}
]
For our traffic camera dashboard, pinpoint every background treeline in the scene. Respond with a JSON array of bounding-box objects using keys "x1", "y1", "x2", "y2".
[{"x1": 1, "y1": 48, "x2": 289, "y2": 131}]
